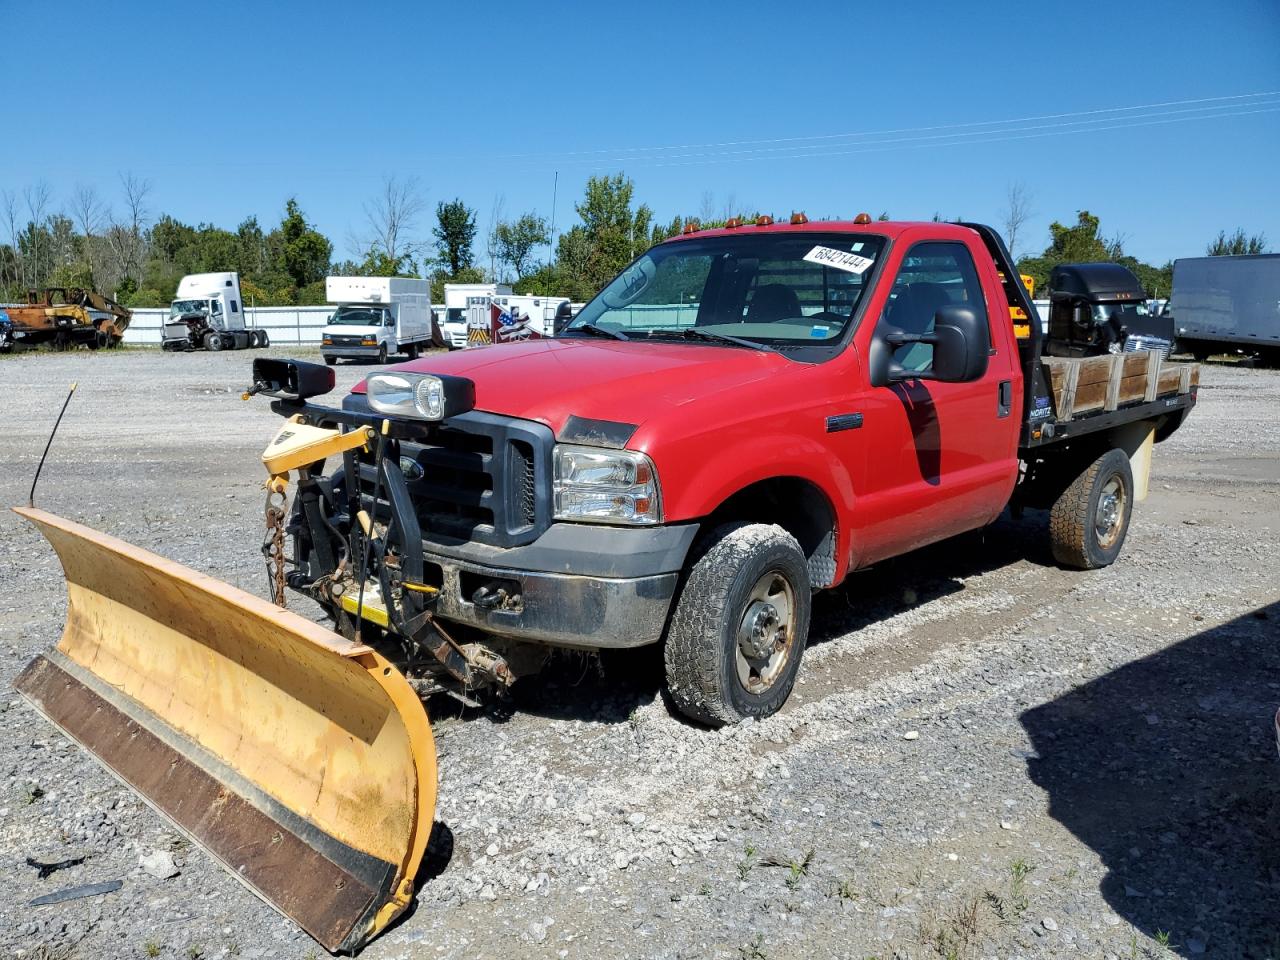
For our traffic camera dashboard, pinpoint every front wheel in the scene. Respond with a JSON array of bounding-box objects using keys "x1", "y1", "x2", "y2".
[
  {"x1": 377, "y1": 343, "x2": 388, "y2": 364},
  {"x1": 323, "y1": 355, "x2": 336, "y2": 366},
  {"x1": 204, "y1": 331, "x2": 224, "y2": 351},
  {"x1": 1049, "y1": 447, "x2": 1134, "y2": 570},
  {"x1": 664, "y1": 523, "x2": 811, "y2": 727}
]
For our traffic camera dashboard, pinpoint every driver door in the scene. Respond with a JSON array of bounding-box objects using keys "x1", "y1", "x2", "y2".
[{"x1": 854, "y1": 239, "x2": 1019, "y2": 563}]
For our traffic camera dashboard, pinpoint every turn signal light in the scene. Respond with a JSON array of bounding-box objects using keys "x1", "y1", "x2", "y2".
[
  {"x1": 853, "y1": 212, "x2": 872, "y2": 224},
  {"x1": 789, "y1": 212, "x2": 808, "y2": 225}
]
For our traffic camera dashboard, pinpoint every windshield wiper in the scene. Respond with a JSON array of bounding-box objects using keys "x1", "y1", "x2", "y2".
[
  {"x1": 675, "y1": 328, "x2": 774, "y2": 352},
  {"x1": 566, "y1": 323, "x2": 629, "y2": 341}
]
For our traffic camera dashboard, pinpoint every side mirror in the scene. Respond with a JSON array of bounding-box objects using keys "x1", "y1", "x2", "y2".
[
  {"x1": 247, "y1": 357, "x2": 335, "y2": 401},
  {"x1": 929, "y1": 305, "x2": 990, "y2": 381},
  {"x1": 553, "y1": 301, "x2": 574, "y2": 335},
  {"x1": 868, "y1": 305, "x2": 990, "y2": 387}
]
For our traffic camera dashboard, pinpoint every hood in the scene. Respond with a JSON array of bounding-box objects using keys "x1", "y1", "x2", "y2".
[{"x1": 351, "y1": 337, "x2": 790, "y2": 435}]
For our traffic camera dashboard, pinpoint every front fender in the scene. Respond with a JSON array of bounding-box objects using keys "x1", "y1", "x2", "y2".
[{"x1": 654, "y1": 429, "x2": 857, "y2": 583}]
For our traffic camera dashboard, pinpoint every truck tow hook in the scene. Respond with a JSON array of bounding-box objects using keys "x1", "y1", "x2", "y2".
[{"x1": 471, "y1": 584, "x2": 519, "y2": 611}]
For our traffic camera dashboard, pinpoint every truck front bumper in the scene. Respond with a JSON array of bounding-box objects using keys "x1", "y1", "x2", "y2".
[
  {"x1": 323, "y1": 344, "x2": 380, "y2": 358},
  {"x1": 421, "y1": 523, "x2": 699, "y2": 650}
]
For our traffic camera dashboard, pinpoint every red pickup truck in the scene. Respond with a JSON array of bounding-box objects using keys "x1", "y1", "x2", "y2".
[{"x1": 260, "y1": 218, "x2": 1197, "y2": 727}]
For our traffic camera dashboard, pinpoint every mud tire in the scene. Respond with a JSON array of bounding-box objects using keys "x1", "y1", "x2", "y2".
[
  {"x1": 664, "y1": 523, "x2": 810, "y2": 727},
  {"x1": 1049, "y1": 447, "x2": 1134, "y2": 570}
]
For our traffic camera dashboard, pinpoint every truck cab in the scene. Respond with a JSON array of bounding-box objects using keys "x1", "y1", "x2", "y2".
[
  {"x1": 320, "y1": 276, "x2": 433, "y2": 365},
  {"x1": 265, "y1": 218, "x2": 1197, "y2": 728},
  {"x1": 162, "y1": 272, "x2": 266, "y2": 351}
]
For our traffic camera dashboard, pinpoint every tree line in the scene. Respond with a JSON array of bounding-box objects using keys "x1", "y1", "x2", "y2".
[{"x1": 1, "y1": 172, "x2": 1269, "y2": 309}]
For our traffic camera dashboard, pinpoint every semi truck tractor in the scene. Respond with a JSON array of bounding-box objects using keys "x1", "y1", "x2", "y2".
[
  {"x1": 16, "y1": 217, "x2": 1200, "y2": 953},
  {"x1": 320, "y1": 276, "x2": 433, "y2": 365},
  {"x1": 161, "y1": 272, "x2": 268, "y2": 351}
]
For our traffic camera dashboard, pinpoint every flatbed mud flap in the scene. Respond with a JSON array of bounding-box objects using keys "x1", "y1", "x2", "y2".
[{"x1": 12, "y1": 507, "x2": 436, "y2": 954}]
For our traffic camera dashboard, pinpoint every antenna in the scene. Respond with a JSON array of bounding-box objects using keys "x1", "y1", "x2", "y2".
[
  {"x1": 548, "y1": 170, "x2": 558, "y2": 265},
  {"x1": 29, "y1": 383, "x2": 78, "y2": 507}
]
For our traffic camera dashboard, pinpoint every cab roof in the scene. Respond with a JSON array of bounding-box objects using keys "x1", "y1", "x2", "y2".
[{"x1": 662, "y1": 219, "x2": 979, "y2": 244}]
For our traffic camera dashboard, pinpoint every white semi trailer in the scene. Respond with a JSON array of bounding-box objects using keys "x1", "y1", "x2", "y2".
[
  {"x1": 161, "y1": 272, "x2": 267, "y2": 351},
  {"x1": 320, "y1": 276, "x2": 433, "y2": 365}
]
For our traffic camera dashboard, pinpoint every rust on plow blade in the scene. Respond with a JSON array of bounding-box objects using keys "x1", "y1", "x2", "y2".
[{"x1": 12, "y1": 507, "x2": 437, "y2": 954}]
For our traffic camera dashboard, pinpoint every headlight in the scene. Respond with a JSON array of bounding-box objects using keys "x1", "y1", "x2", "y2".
[
  {"x1": 553, "y1": 444, "x2": 661, "y2": 525},
  {"x1": 366, "y1": 372, "x2": 476, "y2": 421}
]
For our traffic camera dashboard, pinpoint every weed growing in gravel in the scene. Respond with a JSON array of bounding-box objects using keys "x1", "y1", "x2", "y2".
[
  {"x1": 186, "y1": 945, "x2": 204, "y2": 959},
  {"x1": 984, "y1": 858, "x2": 1033, "y2": 923},
  {"x1": 21, "y1": 783, "x2": 45, "y2": 804},
  {"x1": 832, "y1": 877, "x2": 861, "y2": 904},
  {"x1": 761, "y1": 847, "x2": 815, "y2": 889},
  {"x1": 736, "y1": 843, "x2": 758, "y2": 880},
  {"x1": 144, "y1": 940, "x2": 162, "y2": 958},
  {"x1": 918, "y1": 895, "x2": 984, "y2": 960},
  {"x1": 739, "y1": 933, "x2": 768, "y2": 959},
  {"x1": 698, "y1": 882, "x2": 712, "y2": 896}
]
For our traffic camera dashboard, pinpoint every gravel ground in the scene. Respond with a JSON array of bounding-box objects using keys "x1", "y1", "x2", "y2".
[{"x1": 0, "y1": 348, "x2": 1277, "y2": 960}]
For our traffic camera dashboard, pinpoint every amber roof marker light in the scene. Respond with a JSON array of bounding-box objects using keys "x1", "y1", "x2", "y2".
[
  {"x1": 682, "y1": 220, "x2": 701, "y2": 234},
  {"x1": 789, "y1": 212, "x2": 808, "y2": 225},
  {"x1": 724, "y1": 217, "x2": 744, "y2": 229},
  {"x1": 755, "y1": 215, "x2": 774, "y2": 226},
  {"x1": 853, "y1": 212, "x2": 872, "y2": 224}
]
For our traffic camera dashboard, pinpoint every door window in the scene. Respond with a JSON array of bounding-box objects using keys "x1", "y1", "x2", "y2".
[{"x1": 877, "y1": 242, "x2": 986, "y2": 373}]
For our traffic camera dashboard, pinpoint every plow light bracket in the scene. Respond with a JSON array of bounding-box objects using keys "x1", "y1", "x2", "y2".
[{"x1": 246, "y1": 358, "x2": 335, "y2": 401}]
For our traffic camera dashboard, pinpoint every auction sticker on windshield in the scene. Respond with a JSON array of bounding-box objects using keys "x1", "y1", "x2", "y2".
[{"x1": 803, "y1": 245, "x2": 875, "y2": 274}]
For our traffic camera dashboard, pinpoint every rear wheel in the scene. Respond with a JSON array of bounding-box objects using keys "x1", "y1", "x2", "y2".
[
  {"x1": 1049, "y1": 448, "x2": 1134, "y2": 570},
  {"x1": 664, "y1": 523, "x2": 811, "y2": 727}
]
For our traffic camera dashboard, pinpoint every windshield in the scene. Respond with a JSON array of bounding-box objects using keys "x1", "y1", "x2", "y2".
[
  {"x1": 169, "y1": 299, "x2": 209, "y2": 319},
  {"x1": 445, "y1": 308, "x2": 466, "y2": 324},
  {"x1": 1091, "y1": 301, "x2": 1149, "y2": 325},
  {"x1": 566, "y1": 232, "x2": 884, "y2": 348},
  {"x1": 330, "y1": 306, "x2": 385, "y2": 326}
]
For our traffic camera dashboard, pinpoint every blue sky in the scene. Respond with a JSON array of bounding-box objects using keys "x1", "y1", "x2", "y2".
[{"x1": 3, "y1": 0, "x2": 1277, "y2": 267}]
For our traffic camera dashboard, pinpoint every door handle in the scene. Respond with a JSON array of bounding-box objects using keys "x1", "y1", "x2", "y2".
[{"x1": 997, "y1": 380, "x2": 1013, "y2": 418}]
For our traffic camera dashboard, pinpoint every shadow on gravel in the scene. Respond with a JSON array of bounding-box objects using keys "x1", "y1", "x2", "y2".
[
  {"x1": 1022, "y1": 601, "x2": 1280, "y2": 957},
  {"x1": 809, "y1": 510, "x2": 1054, "y2": 646}
]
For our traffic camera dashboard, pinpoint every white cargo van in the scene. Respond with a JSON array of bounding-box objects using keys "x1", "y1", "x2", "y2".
[
  {"x1": 440, "y1": 282, "x2": 512, "y2": 349},
  {"x1": 161, "y1": 272, "x2": 266, "y2": 351},
  {"x1": 321, "y1": 276, "x2": 433, "y2": 365},
  {"x1": 464, "y1": 293, "x2": 573, "y2": 347}
]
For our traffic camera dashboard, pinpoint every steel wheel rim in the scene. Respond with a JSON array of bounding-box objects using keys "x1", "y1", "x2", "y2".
[
  {"x1": 734, "y1": 570, "x2": 797, "y2": 694},
  {"x1": 1094, "y1": 474, "x2": 1127, "y2": 549}
]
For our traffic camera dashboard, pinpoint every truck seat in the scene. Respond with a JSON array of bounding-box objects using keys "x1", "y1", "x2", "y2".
[{"x1": 745, "y1": 284, "x2": 802, "y2": 324}]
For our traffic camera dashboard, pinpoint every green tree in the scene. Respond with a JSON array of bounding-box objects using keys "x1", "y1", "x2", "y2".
[
  {"x1": 274, "y1": 198, "x2": 332, "y2": 290},
  {"x1": 428, "y1": 264, "x2": 484, "y2": 302},
  {"x1": 1207, "y1": 229, "x2": 1268, "y2": 256},
  {"x1": 493, "y1": 213, "x2": 550, "y2": 279},
  {"x1": 433, "y1": 199, "x2": 477, "y2": 274},
  {"x1": 1017, "y1": 210, "x2": 1172, "y2": 298},
  {"x1": 554, "y1": 173, "x2": 654, "y2": 301}
]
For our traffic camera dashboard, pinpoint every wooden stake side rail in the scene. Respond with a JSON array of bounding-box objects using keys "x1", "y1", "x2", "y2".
[{"x1": 1042, "y1": 352, "x2": 1200, "y2": 422}]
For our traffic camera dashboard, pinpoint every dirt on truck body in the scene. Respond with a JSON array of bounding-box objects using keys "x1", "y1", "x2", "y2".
[{"x1": 13, "y1": 218, "x2": 1200, "y2": 953}]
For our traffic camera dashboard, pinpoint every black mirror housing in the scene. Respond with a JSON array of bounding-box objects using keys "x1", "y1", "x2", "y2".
[
  {"x1": 248, "y1": 357, "x2": 335, "y2": 400},
  {"x1": 929, "y1": 304, "x2": 990, "y2": 382},
  {"x1": 869, "y1": 305, "x2": 989, "y2": 387}
]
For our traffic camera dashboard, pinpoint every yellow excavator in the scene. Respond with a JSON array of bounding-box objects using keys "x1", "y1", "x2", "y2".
[{"x1": 14, "y1": 361, "x2": 441, "y2": 954}]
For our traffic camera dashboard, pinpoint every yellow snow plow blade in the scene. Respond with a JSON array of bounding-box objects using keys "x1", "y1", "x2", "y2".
[{"x1": 12, "y1": 507, "x2": 436, "y2": 954}]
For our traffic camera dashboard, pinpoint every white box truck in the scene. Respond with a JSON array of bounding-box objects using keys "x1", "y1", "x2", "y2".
[
  {"x1": 321, "y1": 276, "x2": 433, "y2": 365},
  {"x1": 161, "y1": 272, "x2": 267, "y2": 351},
  {"x1": 440, "y1": 282, "x2": 512, "y2": 350},
  {"x1": 464, "y1": 293, "x2": 573, "y2": 347}
]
